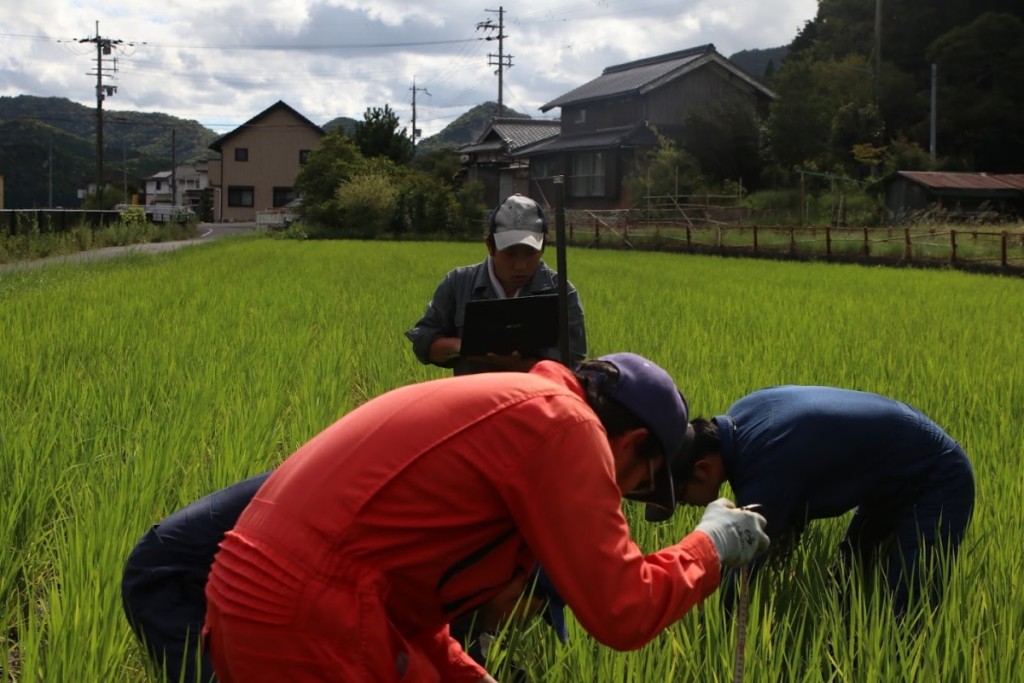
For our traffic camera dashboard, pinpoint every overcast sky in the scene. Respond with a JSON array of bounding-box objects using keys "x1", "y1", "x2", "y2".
[{"x1": 1, "y1": 0, "x2": 817, "y2": 138}]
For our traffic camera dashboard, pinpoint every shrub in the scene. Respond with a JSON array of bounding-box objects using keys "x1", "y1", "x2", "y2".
[
  {"x1": 336, "y1": 173, "x2": 399, "y2": 238},
  {"x1": 394, "y1": 174, "x2": 455, "y2": 236}
]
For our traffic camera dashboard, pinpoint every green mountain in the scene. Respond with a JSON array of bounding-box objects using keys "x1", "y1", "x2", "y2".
[
  {"x1": 728, "y1": 46, "x2": 789, "y2": 82},
  {"x1": 415, "y1": 102, "x2": 532, "y2": 154},
  {"x1": 322, "y1": 116, "x2": 359, "y2": 136},
  {"x1": 0, "y1": 95, "x2": 220, "y2": 209}
]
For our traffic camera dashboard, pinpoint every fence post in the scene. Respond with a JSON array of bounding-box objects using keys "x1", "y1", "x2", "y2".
[
  {"x1": 863, "y1": 226, "x2": 870, "y2": 257},
  {"x1": 1001, "y1": 231, "x2": 1008, "y2": 267},
  {"x1": 904, "y1": 228, "x2": 912, "y2": 261},
  {"x1": 950, "y1": 229, "x2": 957, "y2": 265},
  {"x1": 594, "y1": 218, "x2": 599, "y2": 243},
  {"x1": 753, "y1": 225, "x2": 758, "y2": 253},
  {"x1": 826, "y1": 226, "x2": 832, "y2": 258},
  {"x1": 789, "y1": 227, "x2": 795, "y2": 254},
  {"x1": 686, "y1": 226, "x2": 692, "y2": 249}
]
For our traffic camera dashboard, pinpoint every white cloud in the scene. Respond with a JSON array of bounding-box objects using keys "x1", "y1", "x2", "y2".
[{"x1": 0, "y1": 0, "x2": 817, "y2": 136}]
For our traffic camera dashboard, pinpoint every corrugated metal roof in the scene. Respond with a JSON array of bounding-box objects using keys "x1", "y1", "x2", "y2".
[
  {"x1": 539, "y1": 44, "x2": 775, "y2": 112},
  {"x1": 897, "y1": 171, "x2": 1024, "y2": 192}
]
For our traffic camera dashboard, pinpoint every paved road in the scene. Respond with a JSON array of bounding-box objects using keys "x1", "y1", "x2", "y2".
[{"x1": 0, "y1": 222, "x2": 256, "y2": 273}]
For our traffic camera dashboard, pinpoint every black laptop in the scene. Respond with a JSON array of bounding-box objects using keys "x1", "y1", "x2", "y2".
[{"x1": 459, "y1": 294, "x2": 560, "y2": 357}]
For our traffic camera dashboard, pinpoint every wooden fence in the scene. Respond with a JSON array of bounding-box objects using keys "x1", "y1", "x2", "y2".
[
  {"x1": 560, "y1": 210, "x2": 1024, "y2": 274},
  {"x1": 0, "y1": 209, "x2": 123, "y2": 237}
]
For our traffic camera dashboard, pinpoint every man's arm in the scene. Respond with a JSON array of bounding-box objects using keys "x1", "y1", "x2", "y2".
[
  {"x1": 405, "y1": 272, "x2": 460, "y2": 368},
  {"x1": 497, "y1": 418, "x2": 722, "y2": 651}
]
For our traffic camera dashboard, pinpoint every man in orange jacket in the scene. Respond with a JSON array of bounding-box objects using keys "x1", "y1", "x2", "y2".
[{"x1": 204, "y1": 353, "x2": 769, "y2": 682}]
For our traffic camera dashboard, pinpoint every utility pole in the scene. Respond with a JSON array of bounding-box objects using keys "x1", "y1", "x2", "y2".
[
  {"x1": 409, "y1": 77, "x2": 431, "y2": 144},
  {"x1": 48, "y1": 136, "x2": 54, "y2": 208},
  {"x1": 171, "y1": 128, "x2": 177, "y2": 207},
  {"x1": 929, "y1": 63, "x2": 938, "y2": 160},
  {"x1": 872, "y1": 0, "x2": 882, "y2": 105},
  {"x1": 478, "y1": 7, "x2": 513, "y2": 117},
  {"x1": 79, "y1": 20, "x2": 123, "y2": 203}
]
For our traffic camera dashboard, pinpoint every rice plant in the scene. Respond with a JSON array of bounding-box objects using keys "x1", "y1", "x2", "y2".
[{"x1": 1, "y1": 238, "x2": 1021, "y2": 681}]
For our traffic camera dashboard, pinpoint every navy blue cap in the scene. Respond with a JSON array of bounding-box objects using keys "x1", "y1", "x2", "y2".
[{"x1": 596, "y1": 353, "x2": 690, "y2": 520}]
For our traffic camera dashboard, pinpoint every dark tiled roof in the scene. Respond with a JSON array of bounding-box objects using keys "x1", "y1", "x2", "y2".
[
  {"x1": 517, "y1": 123, "x2": 660, "y2": 155},
  {"x1": 491, "y1": 119, "x2": 561, "y2": 150},
  {"x1": 460, "y1": 140, "x2": 505, "y2": 154},
  {"x1": 896, "y1": 171, "x2": 1024, "y2": 193},
  {"x1": 460, "y1": 118, "x2": 561, "y2": 154},
  {"x1": 540, "y1": 44, "x2": 775, "y2": 112}
]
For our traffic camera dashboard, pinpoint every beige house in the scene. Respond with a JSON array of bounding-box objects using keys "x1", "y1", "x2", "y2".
[{"x1": 207, "y1": 100, "x2": 324, "y2": 222}]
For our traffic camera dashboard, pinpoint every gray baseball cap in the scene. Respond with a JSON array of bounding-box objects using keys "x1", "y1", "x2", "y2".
[{"x1": 489, "y1": 194, "x2": 547, "y2": 251}]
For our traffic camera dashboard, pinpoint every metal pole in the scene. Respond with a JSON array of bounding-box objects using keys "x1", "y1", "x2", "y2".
[
  {"x1": 171, "y1": 128, "x2": 177, "y2": 208},
  {"x1": 95, "y1": 21, "x2": 104, "y2": 202},
  {"x1": 553, "y1": 175, "x2": 570, "y2": 365},
  {"x1": 929, "y1": 63, "x2": 938, "y2": 160},
  {"x1": 732, "y1": 563, "x2": 751, "y2": 683}
]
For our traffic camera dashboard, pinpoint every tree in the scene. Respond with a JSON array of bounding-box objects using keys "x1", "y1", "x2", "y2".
[
  {"x1": 628, "y1": 133, "x2": 703, "y2": 203},
  {"x1": 293, "y1": 130, "x2": 367, "y2": 227},
  {"x1": 353, "y1": 105, "x2": 415, "y2": 166},
  {"x1": 926, "y1": 12, "x2": 1024, "y2": 171},
  {"x1": 681, "y1": 99, "x2": 764, "y2": 188}
]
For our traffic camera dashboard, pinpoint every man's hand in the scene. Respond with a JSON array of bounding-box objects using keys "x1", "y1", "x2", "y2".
[
  {"x1": 427, "y1": 336, "x2": 463, "y2": 364},
  {"x1": 695, "y1": 498, "x2": 770, "y2": 568}
]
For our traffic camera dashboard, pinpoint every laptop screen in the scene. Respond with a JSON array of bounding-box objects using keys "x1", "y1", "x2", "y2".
[{"x1": 459, "y1": 294, "x2": 560, "y2": 357}]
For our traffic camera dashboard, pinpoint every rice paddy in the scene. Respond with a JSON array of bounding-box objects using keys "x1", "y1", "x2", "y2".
[{"x1": 2, "y1": 237, "x2": 1021, "y2": 681}]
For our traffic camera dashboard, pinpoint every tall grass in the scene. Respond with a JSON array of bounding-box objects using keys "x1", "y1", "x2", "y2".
[{"x1": 1, "y1": 238, "x2": 1022, "y2": 681}]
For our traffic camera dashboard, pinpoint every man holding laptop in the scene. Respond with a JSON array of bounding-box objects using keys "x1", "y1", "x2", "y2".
[{"x1": 406, "y1": 194, "x2": 587, "y2": 375}]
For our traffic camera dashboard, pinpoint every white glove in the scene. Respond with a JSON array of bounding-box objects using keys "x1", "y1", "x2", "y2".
[{"x1": 695, "y1": 498, "x2": 770, "y2": 568}]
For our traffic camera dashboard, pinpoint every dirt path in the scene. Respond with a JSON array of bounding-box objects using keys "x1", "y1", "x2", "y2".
[{"x1": 0, "y1": 223, "x2": 255, "y2": 273}]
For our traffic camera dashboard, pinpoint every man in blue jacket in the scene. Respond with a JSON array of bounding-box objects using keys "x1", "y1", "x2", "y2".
[
  {"x1": 658, "y1": 385, "x2": 974, "y2": 616},
  {"x1": 123, "y1": 472, "x2": 570, "y2": 683},
  {"x1": 122, "y1": 472, "x2": 271, "y2": 683}
]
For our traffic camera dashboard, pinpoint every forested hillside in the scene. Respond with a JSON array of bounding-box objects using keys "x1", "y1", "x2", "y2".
[
  {"x1": 768, "y1": 0, "x2": 1024, "y2": 175},
  {"x1": 0, "y1": 96, "x2": 219, "y2": 209}
]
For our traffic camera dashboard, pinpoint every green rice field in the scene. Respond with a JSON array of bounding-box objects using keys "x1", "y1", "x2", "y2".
[{"x1": 2, "y1": 237, "x2": 1022, "y2": 681}]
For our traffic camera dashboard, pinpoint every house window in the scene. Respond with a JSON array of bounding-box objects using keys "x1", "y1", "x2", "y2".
[
  {"x1": 530, "y1": 158, "x2": 557, "y2": 180},
  {"x1": 571, "y1": 152, "x2": 605, "y2": 197},
  {"x1": 573, "y1": 108, "x2": 587, "y2": 124},
  {"x1": 227, "y1": 186, "x2": 255, "y2": 207},
  {"x1": 234, "y1": 148, "x2": 249, "y2": 162},
  {"x1": 154, "y1": 180, "x2": 162, "y2": 190},
  {"x1": 273, "y1": 187, "x2": 296, "y2": 208},
  {"x1": 299, "y1": 149, "x2": 311, "y2": 165}
]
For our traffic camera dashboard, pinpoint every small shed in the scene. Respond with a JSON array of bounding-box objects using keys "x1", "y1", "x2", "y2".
[{"x1": 884, "y1": 171, "x2": 1024, "y2": 222}]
